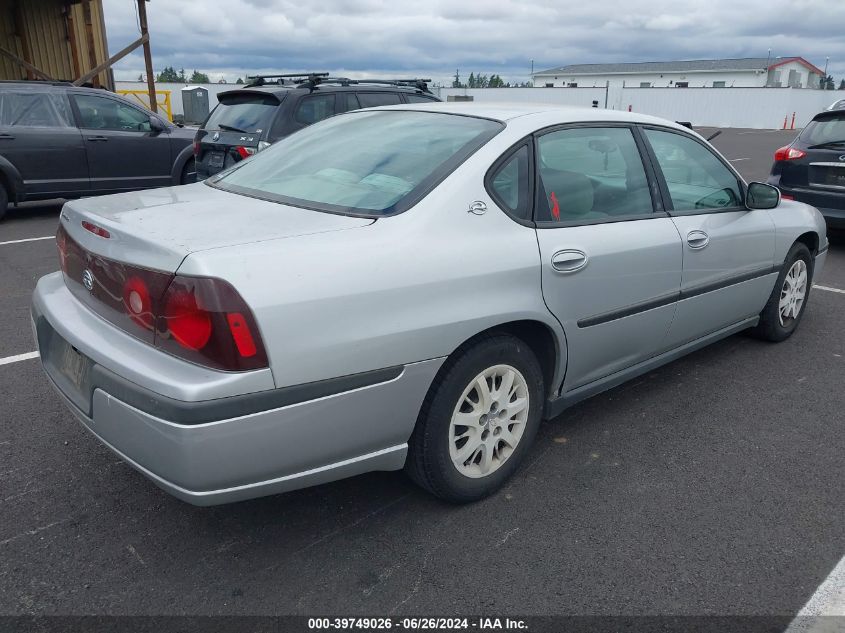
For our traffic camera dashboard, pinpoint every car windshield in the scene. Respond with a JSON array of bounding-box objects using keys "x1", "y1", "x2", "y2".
[
  {"x1": 801, "y1": 113, "x2": 845, "y2": 146},
  {"x1": 204, "y1": 93, "x2": 282, "y2": 133},
  {"x1": 211, "y1": 110, "x2": 503, "y2": 216}
]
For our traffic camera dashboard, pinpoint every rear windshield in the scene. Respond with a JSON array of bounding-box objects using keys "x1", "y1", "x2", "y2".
[
  {"x1": 203, "y1": 93, "x2": 281, "y2": 133},
  {"x1": 800, "y1": 113, "x2": 845, "y2": 147},
  {"x1": 210, "y1": 110, "x2": 503, "y2": 216}
]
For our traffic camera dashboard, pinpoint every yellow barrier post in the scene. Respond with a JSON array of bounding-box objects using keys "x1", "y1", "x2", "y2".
[{"x1": 117, "y1": 89, "x2": 173, "y2": 121}]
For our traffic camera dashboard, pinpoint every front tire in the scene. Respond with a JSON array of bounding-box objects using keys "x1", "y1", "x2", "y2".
[
  {"x1": 406, "y1": 334, "x2": 544, "y2": 503},
  {"x1": 750, "y1": 242, "x2": 813, "y2": 342}
]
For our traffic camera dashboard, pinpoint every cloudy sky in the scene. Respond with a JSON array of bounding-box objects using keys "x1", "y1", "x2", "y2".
[{"x1": 102, "y1": 0, "x2": 845, "y2": 85}]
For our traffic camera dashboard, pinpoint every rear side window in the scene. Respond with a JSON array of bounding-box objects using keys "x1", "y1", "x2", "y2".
[
  {"x1": 800, "y1": 114, "x2": 845, "y2": 147},
  {"x1": 644, "y1": 129, "x2": 742, "y2": 212},
  {"x1": 294, "y1": 94, "x2": 336, "y2": 125},
  {"x1": 1, "y1": 91, "x2": 73, "y2": 127},
  {"x1": 357, "y1": 93, "x2": 402, "y2": 108},
  {"x1": 205, "y1": 93, "x2": 280, "y2": 133},
  {"x1": 536, "y1": 127, "x2": 653, "y2": 222},
  {"x1": 405, "y1": 94, "x2": 438, "y2": 103},
  {"x1": 488, "y1": 145, "x2": 530, "y2": 220}
]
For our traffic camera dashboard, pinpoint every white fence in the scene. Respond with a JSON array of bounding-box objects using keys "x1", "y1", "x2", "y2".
[
  {"x1": 437, "y1": 87, "x2": 839, "y2": 129},
  {"x1": 115, "y1": 81, "x2": 840, "y2": 129}
]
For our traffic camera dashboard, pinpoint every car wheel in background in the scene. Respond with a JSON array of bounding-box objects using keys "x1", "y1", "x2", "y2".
[
  {"x1": 751, "y1": 242, "x2": 813, "y2": 342},
  {"x1": 181, "y1": 158, "x2": 197, "y2": 185},
  {"x1": 0, "y1": 182, "x2": 8, "y2": 221},
  {"x1": 406, "y1": 334, "x2": 544, "y2": 503}
]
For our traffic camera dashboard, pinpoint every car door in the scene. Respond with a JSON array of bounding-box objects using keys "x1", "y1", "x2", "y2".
[
  {"x1": 641, "y1": 127, "x2": 776, "y2": 347},
  {"x1": 533, "y1": 125, "x2": 683, "y2": 391},
  {"x1": 0, "y1": 89, "x2": 88, "y2": 197},
  {"x1": 70, "y1": 92, "x2": 171, "y2": 193}
]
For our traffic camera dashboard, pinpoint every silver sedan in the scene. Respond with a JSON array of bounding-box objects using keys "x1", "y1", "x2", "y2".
[{"x1": 32, "y1": 103, "x2": 828, "y2": 505}]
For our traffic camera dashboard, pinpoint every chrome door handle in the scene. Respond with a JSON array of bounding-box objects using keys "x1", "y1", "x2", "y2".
[
  {"x1": 551, "y1": 249, "x2": 588, "y2": 273},
  {"x1": 686, "y1": 230, "x2": 709, "y2": 249}
]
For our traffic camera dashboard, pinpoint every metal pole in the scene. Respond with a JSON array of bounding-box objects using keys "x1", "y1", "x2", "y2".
[
  {"x1": 137, "y1": 0, "x2": 158, "y2": 113},
  {"x1": 530, "y1": 59, "x2": 533, "y2": 85},
  {"x1": 824, "y1": 57, "x2": 829, "y2": 88}
]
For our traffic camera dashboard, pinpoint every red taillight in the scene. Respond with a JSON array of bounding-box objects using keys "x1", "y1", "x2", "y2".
[
  {"x1": 192, "y1": 140, "x2": 199, "y2": 157},
  {"x1": 774, "y1": 146, "x2": 806, "y2": 161},
  {"x1": 235, "y1": 145, "x2": 256, "y2": 160},
  {"x1": 226, "y1": 313, "x2": 258, "y2": 357},
  {"x1": 155, "y1": 275, "x2": 268, "y2": 371},
  {"x1": 781, "y1": 193, "x2": 795, "y2": 200},
  {"x1": 81, "y1": 220, "x2": 110, "y2": 239},
  {"x1": 163, "y1": 286, "x2": 212, "y2": 351},
  {"x1": 56, "y1": 227, "x2": 267, "y2": 371}
]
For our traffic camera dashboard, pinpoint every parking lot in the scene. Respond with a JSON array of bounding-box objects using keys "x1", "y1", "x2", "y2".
[{"x1": 0, "y1": 127, "x2": 843, "y2": 619}]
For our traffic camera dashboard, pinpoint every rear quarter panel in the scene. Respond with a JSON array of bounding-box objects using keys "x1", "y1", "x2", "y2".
[{"x1": 177, "y1": 143, "x2": 565, "y2": 390}]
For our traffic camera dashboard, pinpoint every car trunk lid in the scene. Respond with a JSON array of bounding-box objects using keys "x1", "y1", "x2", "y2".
[{"x1": 59, "y1": 182, "x2": 374, "y2": 272}]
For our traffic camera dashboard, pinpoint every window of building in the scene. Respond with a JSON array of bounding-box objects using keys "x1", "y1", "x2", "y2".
[
  {"x1": 545, "y1": 83, "x2": 554, "y2": 88},
  {"x1": 640, "y1": 82, "x2": 652, "y2": 88},
  {"x1": 713, "y1": 81, "x2": 726, "y2": 88},
  {"x1": 675, "y1": 82, "x2": 689, "y2": 88}
]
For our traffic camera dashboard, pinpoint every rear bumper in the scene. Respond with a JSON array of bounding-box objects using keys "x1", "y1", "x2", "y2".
[{"x1": 32, "y1": 274, "x2": 443, "y2": 505}]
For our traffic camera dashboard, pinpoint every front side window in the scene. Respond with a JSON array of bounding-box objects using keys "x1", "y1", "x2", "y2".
[
  {"x1": 213, "y1": 110, "x2": 502, "y2": 216},
  {"x1": 644, "y1": 128, "x2": 742, "y2": 212},
  {"x1": 536, "y1": 127, "x2": 653, "y2": 223},
  {"x1": 1, "y1": 91, "x2": 73, "y2": 127},
  {"x1": 74, "y1": 95, "x2": 151, "y2": 132},
  {"x1": 488, "y1": 145, "x2": 530, "y2": 220},
  {"x1": 294, "y1": 94, "x2": 336, "y2": 125}
]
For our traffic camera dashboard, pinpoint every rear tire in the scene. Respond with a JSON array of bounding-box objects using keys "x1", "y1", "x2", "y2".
[
  {"x1": 180, "y1": 158, "x2": 197, "y2": 184},
  {"x1": 750, "y1": 242, "x2": 813, "y2": 342},
  {"x1": 0, "y1": 182, "x2": 8, "y2": 221},
  {"x1": 406, "y1": 334, "x2": 544, "y2": 503}
]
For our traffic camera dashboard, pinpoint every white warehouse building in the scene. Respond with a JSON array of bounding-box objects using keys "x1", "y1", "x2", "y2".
[{"x1": 533, "y1": 57, "x2": 825, "y2": 89}]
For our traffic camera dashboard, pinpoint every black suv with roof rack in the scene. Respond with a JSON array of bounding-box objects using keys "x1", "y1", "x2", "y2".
[
  {"x1": 767, "y1": 106, "x2": 845, "y2": 229},
  {"x1": 0, "y1": 80, "x2": 196, "y2": 221},
  {"x1": 193, "y1": 73, "x2": 440, "y2": 178}
]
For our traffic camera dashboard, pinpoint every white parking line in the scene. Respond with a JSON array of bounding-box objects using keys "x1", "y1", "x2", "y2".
[
  {"x1": 814, "y1": 285, "x2": 845, "y2": 295},
  {"x1": 784, "y1": 554, "x2": 845, "y2": 632},
  {"x1": 0, "y1": 236, "x2": 53, "y2": 247},
  {"x1": 0, "y1": 351, "x2": 39, "y2": 366}
]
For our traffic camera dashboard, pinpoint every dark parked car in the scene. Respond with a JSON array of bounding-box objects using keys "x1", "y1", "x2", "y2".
[
  {"x1": 768, "y1": 107, "x2": 845, "y2": 228},
  {"x1": 194, "y1": 74, "x2": 440, "y2": 179},
  {"x1": 0, "y1": 81, "x2": 196, "y2": 220}
]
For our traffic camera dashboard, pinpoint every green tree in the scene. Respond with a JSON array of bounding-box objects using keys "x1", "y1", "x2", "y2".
[
  {"x1": 156, "y1": 66, "x2": 180, "y2": 82},
  {"x1": 467, "y1": 72, "x2": 475, "y2": 88},
  {"x1": 189, "y1": 70, "x2": 210, "y2": 83},
  {"x1": 839, "y1": 79, "x2": 845, "y2": 90},
  {"x1": 235, "y1": 77, "x2": 244, "y2": 84},
  {"x1": 178, "y1": 68, "x2": 187, "y2": 82},
  {"x1": 452, "y1": 69, "x2": 463, "y2": 88}
]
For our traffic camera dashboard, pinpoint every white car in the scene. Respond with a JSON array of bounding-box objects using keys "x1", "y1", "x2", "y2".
[{"x1": 33, "y1": 103, "x2": 827, "y2": 505}]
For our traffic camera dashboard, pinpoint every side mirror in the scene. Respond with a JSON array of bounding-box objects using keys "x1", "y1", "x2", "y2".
[
  {"x1": 746, "y1": 182, "x2": 780, "y2": 210},
  {"x1": 149, "y1": 116, "x2": 165, "y2": 134}
]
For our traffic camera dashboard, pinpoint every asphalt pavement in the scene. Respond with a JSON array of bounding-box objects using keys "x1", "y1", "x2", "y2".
[{"x1": 0, "y1": 128, "x2": 843, "y2": 619}]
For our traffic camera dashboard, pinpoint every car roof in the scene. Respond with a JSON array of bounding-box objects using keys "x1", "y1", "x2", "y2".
[{"x1": 360, "y1": 101, "x2": 692, "y2": 131}]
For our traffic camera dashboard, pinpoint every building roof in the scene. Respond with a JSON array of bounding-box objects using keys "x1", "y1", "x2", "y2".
[{"x1": 535, "y1": 57, "x2": 824, "y2": 76}]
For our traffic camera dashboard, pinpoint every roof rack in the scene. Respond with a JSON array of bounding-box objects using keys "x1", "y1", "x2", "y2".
[
  {"x1": 299, "y1": 77, "x2": 433, "y2": 93},
  {"x1": 244, "y1": 72, "x2": 329, "y2": 87}
]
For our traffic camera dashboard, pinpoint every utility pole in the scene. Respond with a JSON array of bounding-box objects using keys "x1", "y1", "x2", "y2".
[
  {"x1": 530, "y1": 58, "x2": 534, "y2": 85},
  {"x1": 823, "y1": 56, "x2": 830, "y2": 89},
  {"x1": 137, "y1": 0, "x2": 158, "y2": 113}
]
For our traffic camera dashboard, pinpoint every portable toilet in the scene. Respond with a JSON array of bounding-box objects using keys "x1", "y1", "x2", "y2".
[{"x1": 181, "y1": 86, "x2": 210, "y2": 124}]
